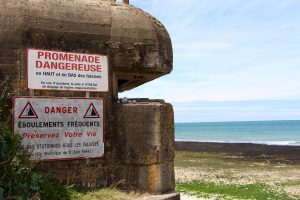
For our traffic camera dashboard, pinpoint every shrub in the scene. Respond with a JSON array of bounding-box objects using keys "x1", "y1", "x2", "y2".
[{"x1": 0, "y1": 80, "x2": 71, "y2": 199}]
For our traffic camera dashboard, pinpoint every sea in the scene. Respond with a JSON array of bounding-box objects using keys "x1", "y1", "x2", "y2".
[{"x1": 175, "y1": 120, "x2": 300, "y2": 146}]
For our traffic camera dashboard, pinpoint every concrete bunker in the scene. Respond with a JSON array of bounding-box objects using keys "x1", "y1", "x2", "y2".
[{"x1": 0, "y1": 0, "x2": 176, "y2": 195}]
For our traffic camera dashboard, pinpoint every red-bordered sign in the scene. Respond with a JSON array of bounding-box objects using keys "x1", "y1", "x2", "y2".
[
  {"x1": 26, "y1": 48, "x2": 110, "y2": 93},
  {"x1": 13, "y1": 96, "x2": 105, "y2": 161}
]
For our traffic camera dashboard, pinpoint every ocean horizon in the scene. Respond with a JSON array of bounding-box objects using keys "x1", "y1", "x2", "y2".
[{"x1": 175, "y1": 120, "x2": 300, "y2": 146}]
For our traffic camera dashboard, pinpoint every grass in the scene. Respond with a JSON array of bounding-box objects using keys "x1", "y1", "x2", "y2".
[
  {"x1": 176, "y1": 181, "x2": 295, "y2": 200},
  {"x1": 175, "y1": 151, "x2": 300, "y2": 199},
  {"x1": 70, "y1": 188, "x2": 141, "y2": 200}
]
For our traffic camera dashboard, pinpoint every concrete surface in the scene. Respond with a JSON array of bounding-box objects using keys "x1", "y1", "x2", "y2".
[{"x1": 0, "y1": 0, "x2": 177, "y2": 196}]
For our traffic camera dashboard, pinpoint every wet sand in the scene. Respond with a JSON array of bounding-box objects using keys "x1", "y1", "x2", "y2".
[{"x1": 175, "y1": 141, "x2": 300, "y2": 164}]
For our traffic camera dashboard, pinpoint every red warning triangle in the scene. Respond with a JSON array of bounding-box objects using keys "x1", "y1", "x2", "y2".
[
  {"x1": 19, "y1": 101, "x2": 38, "y2": 119},
  {"x1": 83, "y1": 103, "x2": 100, "y2": 118}
]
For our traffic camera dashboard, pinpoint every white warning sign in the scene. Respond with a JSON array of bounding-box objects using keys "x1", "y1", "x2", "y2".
[
  {"x1": 27, "y1": 49, "x2": 109, "y2": 92},
  {"x1": 13, "y1": 97, "x2": 104, "y2": 161}
]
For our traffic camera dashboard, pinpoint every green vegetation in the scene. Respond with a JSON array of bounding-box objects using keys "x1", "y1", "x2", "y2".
[
  {"x1": 0, "y1": 116, "x2": 134, "y2": 199},
  {"x1": 177, "y1": 181, "x2": 295, "y2": 200},
  {"x1": 0, "y1": 82, "x2": 71, "y2": 199},
  {"x1": 175, "y1": 151, "x2": 300, "y2": 199},
  {"x1": 0, "y1": 119, "x2": 72, "y2": 199}
]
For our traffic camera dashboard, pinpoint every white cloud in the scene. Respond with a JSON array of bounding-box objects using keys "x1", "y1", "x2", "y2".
[{"x1": 124, "y1": 0, "x2": 300, "y2": 121}]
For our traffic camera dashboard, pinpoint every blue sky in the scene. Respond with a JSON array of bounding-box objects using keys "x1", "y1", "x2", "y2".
[{"x1": 120, "y1": 0, "x2": 300, "y2": 122}]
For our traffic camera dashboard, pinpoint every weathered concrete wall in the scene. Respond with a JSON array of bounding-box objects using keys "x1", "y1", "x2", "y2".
[
  {"x1": 0, "y1": 0, "x2": 173, "y2": 93},
  {"x1": 115, "y1": 101, "x2": 175, "y2": 193},
  {"x1": 0, "y1": 0, "x2": 175, "y2": 194},
  {"x1": 27, "y1": 100, "x2": 175, "y2": 193}
]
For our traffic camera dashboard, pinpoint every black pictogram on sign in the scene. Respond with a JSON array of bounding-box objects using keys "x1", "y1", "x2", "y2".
[
  {"x1": 19, "y1": 101, "x2": 38, "y2": 119},
  {"x1": 84, "y1": 103, "x2": 100, "y2": 118}
]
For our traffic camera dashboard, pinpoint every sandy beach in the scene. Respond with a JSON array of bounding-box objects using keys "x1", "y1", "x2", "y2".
[{"x1": 174, "y1": 141, "x2": 300, "y2": 199}]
